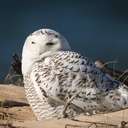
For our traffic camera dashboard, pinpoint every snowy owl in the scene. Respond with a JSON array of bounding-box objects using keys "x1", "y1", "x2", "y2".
[{"x1": 22, "y1": 28, "x2": 128, "y2": 121}]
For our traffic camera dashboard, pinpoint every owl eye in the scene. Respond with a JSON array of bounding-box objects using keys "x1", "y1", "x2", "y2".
[
  {"x1": 46, "y1": 42, "x2": 54, "y2": 46},
  {"x1": 54, "y1": 34, "x2": 59, "y2": 38},
  {"x1": 31, "y1": 41, "x2": 36, "y2": 44}
]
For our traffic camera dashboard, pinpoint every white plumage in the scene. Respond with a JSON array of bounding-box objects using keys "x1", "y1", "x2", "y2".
[{"x1": 22, "y1": 28, "x2": 128, "y2": 120}]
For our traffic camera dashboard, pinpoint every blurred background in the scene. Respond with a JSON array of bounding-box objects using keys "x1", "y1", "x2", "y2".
[{"x1": 0, "y1": 0, "x2": 128, "y2": 81}]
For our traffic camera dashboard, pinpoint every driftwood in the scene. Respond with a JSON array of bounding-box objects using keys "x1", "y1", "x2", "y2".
[
  {"x1": 4, "y1": 53, "x2": 23, "y2": 86},
  {"x1": 11, "y1": 54, "x2": 22, "y2": 75},
  {"x1": 0, "y1": 100, "x2": 29, "y2": 108},
  {"x1": 95, "y1": 60, "x2": 128, "y2": 85}
]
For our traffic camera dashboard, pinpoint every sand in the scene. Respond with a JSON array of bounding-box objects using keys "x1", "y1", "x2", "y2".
[{"x1": 0, "y1": 84, "x2": 128, "y2": 128}]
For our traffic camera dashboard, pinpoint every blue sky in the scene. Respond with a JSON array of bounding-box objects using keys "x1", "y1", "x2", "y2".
[{"x1": 0, "y1": 0, "x2": 128, "y2": 80}]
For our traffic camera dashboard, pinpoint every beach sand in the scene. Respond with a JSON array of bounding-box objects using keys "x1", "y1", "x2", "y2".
[{"x1": 0, "y1": 84, "x2": 128, "y2": 128}]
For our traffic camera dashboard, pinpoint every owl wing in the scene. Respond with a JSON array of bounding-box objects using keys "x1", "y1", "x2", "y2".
[{"x1": 30, "y1": 51, "x2": 121, "y2": 114}]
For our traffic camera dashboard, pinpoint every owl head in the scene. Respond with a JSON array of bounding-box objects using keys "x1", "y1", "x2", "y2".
[{"x1": 22, "y1": 28, "x2": 71, "y2": 75}]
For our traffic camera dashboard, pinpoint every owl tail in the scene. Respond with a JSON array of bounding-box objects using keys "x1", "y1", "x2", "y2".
[{"x1": 103, "y1": 84, "x2": 128, "y2": 112}]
